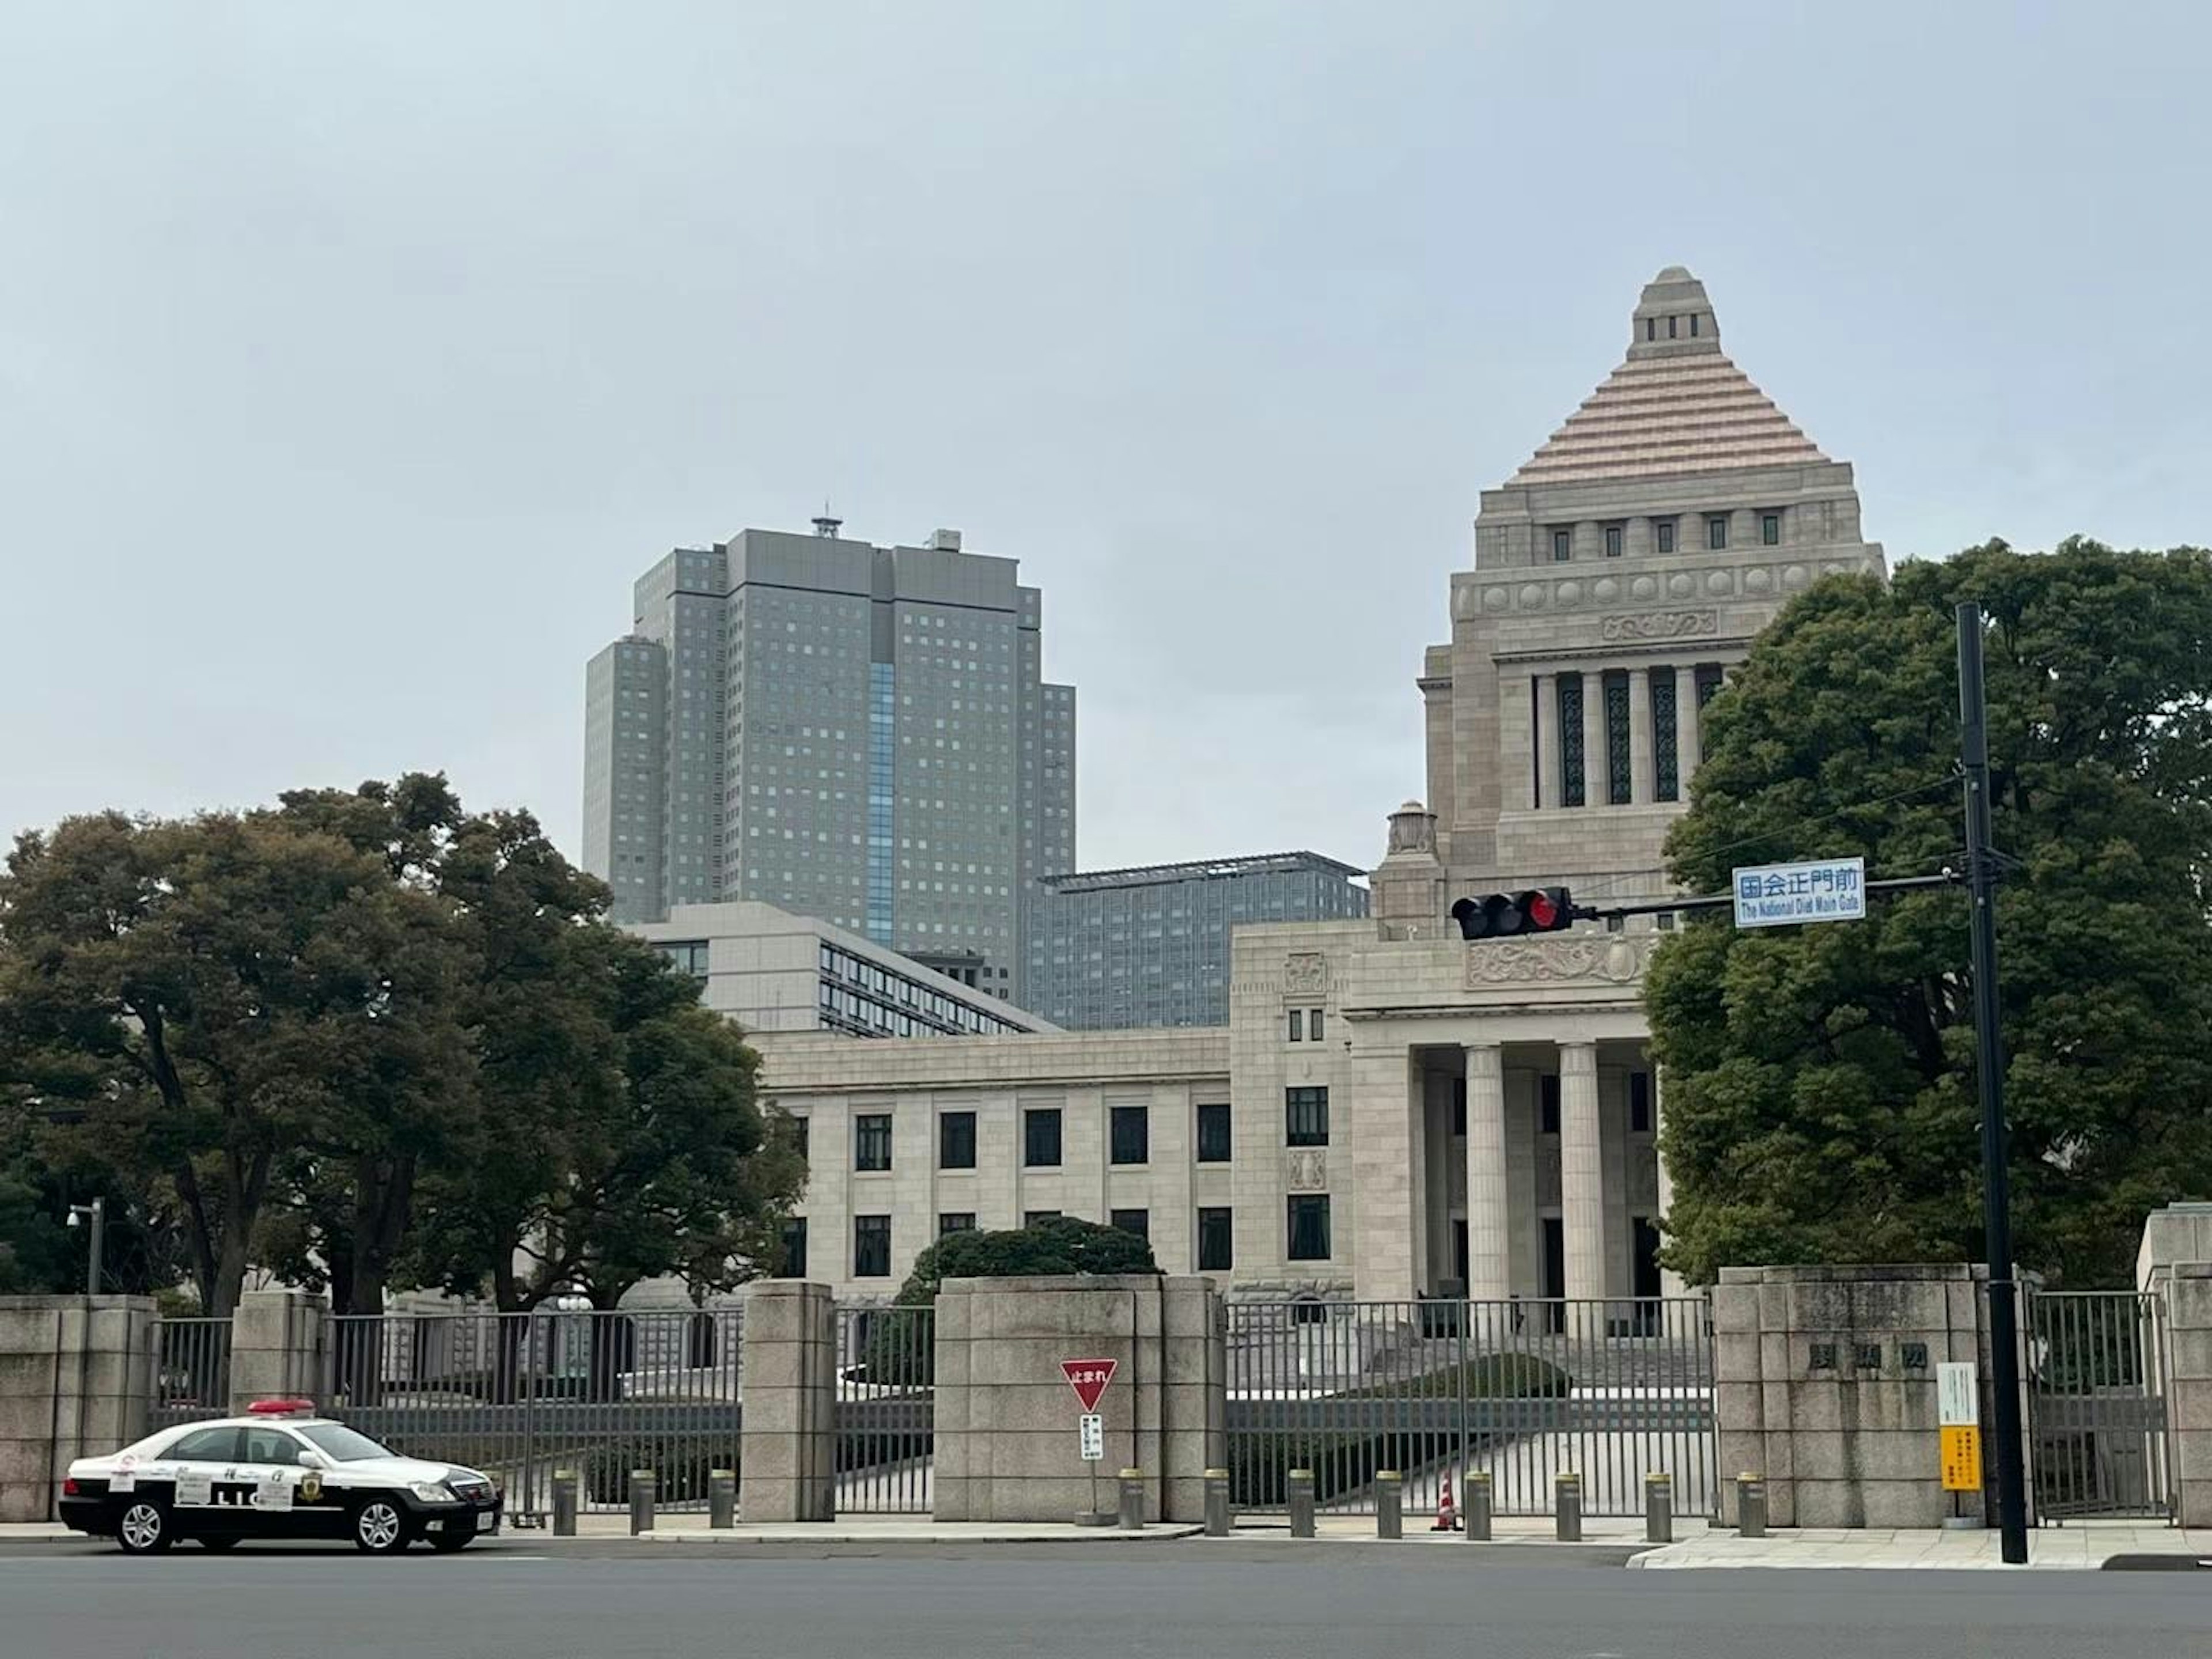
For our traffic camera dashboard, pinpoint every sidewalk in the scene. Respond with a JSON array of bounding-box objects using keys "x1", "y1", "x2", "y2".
[
  {"x1": 1228, "y1": 1513, "x2": 1682, "y2": 1548},
  {"x1": 1631, "y1": 1521, "x2": 2212, "y2": 1571}
]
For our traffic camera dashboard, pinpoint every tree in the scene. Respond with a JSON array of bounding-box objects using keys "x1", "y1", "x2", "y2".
[
  {"x1": 0, "y1": 810, "x2": 470, "y2": 1315},
  {"x1": 1650, "y1": 539, "x2": 2212, "y2": 1287}
]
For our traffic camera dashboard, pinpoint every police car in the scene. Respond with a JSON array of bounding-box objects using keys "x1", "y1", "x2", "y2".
[{"x1": 59, "y1": 1399, "x2": 502, "y2": 1555}]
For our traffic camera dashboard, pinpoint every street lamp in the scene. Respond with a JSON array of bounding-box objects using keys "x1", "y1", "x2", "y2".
[{"x1": 65, "y1": 1198, "x2": 105, "y2": 1297}]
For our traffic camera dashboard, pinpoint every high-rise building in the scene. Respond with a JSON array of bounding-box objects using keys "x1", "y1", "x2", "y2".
[
  {"x1": 1025, "y1": 853, "x2": 1369, "y2": 1029},
  {"x1": 582, "y1": 521, "x2": 1075, "y2": 1002}
]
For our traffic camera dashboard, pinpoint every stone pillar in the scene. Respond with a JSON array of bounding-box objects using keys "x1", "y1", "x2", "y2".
[
  {"x1": 0, "y1": 1296, "x2": 157, "y2": 1523},
  {"x1": 738, "y1": 1281, "x2": 836, "y2": 1522},
  {"x1": 1559, "y1": 1043, "x2": 1606, "y2": 1310},
  {"x1": 1652, "y1": 1069, "x2": 1688, "y2": 1299},
  {"x1": 1535, "y1": 673, "x2": 1559, "y2": 810},
  {"x1": 1463, "y1": 1044, "x2": 1510, "y2": 1302},
  {"x1": 1627, "y1": 668, "x2": 1653, "y2": 804},
  {"x1": 1675, "y1": 665, "x2": 1703, "y2": 783},
  {"x1": 1349, "y1": 1040, "x2": 1419, "y2": 1302},
  {"x1": 1582, "y1": 674, "x2": 1608, "y2": 808},
  {"x1": 932, "y1": 1274, "x2": 1225, "y2": 1522},
  {"x1": 2164, "y1": 1263, "x2": 2212, "y2": 1525},
  {"x1": 228, "y1": 1289, "x2": 327, "y2": 1412}
]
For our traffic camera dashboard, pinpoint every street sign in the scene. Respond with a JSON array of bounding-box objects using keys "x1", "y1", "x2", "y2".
[
  {"x1": 1078, "y1": 1413, "x2": 1104, "y2": 1462},
  {"x1": 1938, "y1": 1361, "x2": 1982, "y2": 1493},
  {"x1": 1732, "y1": 857, "x2": 1866, "y2": 928},
  {"x1": 1061, "y1": 1357, "x2": 1118, "y2": 1413}
]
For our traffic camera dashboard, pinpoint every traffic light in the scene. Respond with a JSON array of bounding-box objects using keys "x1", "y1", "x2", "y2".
[{"x1": 1450, "y1": 887, "x2": 1574, "y2": 940}]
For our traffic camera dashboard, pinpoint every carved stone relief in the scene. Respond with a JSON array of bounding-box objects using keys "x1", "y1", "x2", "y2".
[
  {"x1": 1599, "y1": 609, "x2": 1717, "y2": 641},
  {"x1": 1465, "y1": 934, "x2": 1650, "y2": 987},
  {"x1": 1283, "y1": 952, "x2": 1328, "y2": 995},
  {"x1": 1286, "y1": 1149, "x2": 1328, "y2": 1192}
]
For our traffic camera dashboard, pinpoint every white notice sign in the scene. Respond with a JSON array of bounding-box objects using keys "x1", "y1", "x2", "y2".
[
  {"x1": 1733, "y1": 857, "x2": 1867, "y2": 929},
  {"x1": 1078, "y1": 1413, "x2": 1104, "y2": 1462},
  {"x1": 175, "y1": 1471, "x2": 212, "y2": 1506},
  {"x1": 1938, "y1": 1361, "x2": 1979, "y2": 1427},
  {"x1": 253, "y1": 1475, "x2": 294, "y2": 1512}
]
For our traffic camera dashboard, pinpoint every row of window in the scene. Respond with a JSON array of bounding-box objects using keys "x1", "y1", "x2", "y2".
[
  {"x1": 779, "y1": 1198, "x2": 1329, "y2": 1278},
  {"x1": 1285, "y1": 1007, "x2": 1327, "y2": 1043},
  {"x1": 836, "y1": 1096, "x2": 1277, "y2": 1175},
  {"x1": 1544, "y1": 664, "x2": 1722, "y2": 809},
  {"x1": 1549, "y1": 512, "x2": 1782, "y2": 562}
]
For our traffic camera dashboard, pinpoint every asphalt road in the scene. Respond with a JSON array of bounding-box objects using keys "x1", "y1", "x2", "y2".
[{"x1": 2, "y1": 1539, "x2": 2207, "y2": 1659}]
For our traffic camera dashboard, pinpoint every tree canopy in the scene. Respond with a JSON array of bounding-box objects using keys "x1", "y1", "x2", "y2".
[
  {"x1": 1650, "y1": 538, "x2": 2212, "y2": 1287},
  {"x1": 893, "y1": 1214, "x2": 1160, "y2": 1309}
]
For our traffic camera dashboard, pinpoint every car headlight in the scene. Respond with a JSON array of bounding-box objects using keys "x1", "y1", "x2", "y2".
[{"x1": 409, "y1": 1482, "x2": 460, "y2": 1503}]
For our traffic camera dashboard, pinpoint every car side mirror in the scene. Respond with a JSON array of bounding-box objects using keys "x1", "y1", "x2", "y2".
[{"x1": 295, "y1": 1449, "x2": 328, "y2": 1470}]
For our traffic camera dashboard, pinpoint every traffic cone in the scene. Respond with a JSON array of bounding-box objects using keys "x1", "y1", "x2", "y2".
[{"x1": 1431, "y1": 1470, "x2": 1461, "y2": 1531}]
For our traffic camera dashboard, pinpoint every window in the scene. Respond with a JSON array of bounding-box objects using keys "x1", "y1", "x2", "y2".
[
  {"x1": 1308, "y1": 1007, "x2": 1325, "y2": 1042},
  {"x1": 1024, "y1": 1209, "x2": 1061, "y2": 1227},
  {"x1": 1288, "y1": 1196, "x2": 1332, "y2": 1261},
  {"x1": 1024, "y1": 1107, "x2": 1063, "y2": 1167},
  {"x1": 1551, "y1": 527, "x2": 1573, "y2": 562},
  {"x1": 1540, "y1": 1074, "x2": 1562, "y2": 1135},
  {"x1": 169, "y1": 1426, "x2": 241, "y2": 1463},
  {"x1": 790, "y1": 1115, "x2": 810, "y2": 1162},
  {"x1": 1690, "y1": 312, "x2": 1700, "y2": 338},
  {"x1": 781, "y1": 1217, "x2": 808, "y2": 1277},
  {"x1": 661, "y1": 940, "x2": 710, "y2": 978},
  {"x1": 1668, "y1": 315, "x2": 1679, "y2": 339},
  {"x1": 1695, "y1": 663, "x2": 1725, "y2": 709},
  {"x1": 1762, "y1": 512, "x2": 1781, "y2": 546},
  {"x1": 1644, "y1": 316, "x2": 1656, "y2": 342},
  {"x1": 939, "y1": 1212, "x2": 975, "y2": 1237},
  {"x1": 1198, "y1": 1206, "x2": 1234, "y2": 1272},
  {"x1": 1630, "y1": 1071, "x2": 1653, "y2": 1134},
  {"x1": 1286, "y1": 1007, "x2": 1303, "y2": 1042},
  {"x1": 853, "y1": 1215, "x2": 891, "y2": 1277},
  {"x1": 1652, "y1": 666, "x2": 1679, "y2": 802},
  {"x1": 1604, "y1": 524, "x2": 1623, "y2": 559},
  {"x1": 1451, "y1": 1077, "x2": 1467, "y2": 1136},
  {"x1": 1604, "y1": 671, "x2": 1631, "y2": 805},
  {"x1": 1110, "y1": 1208, "x2": 1150, "y2": 1241},
  {"x1": 855, "y1": 1113, "x2": 892, "y2": 1172},
  {"x1": 1656, "y1": 911, "x2": 1676, "y2": 931},
  {"x1": 1655, "y1": 518, "x2": 1676, "y2": 555},
  {"x1": 1286, "y1": 1086, "x2": 1330, "y2": 1148},
  {"x1": 1111, "y1": 1104, "x2": 1150, "y2": 1165},
  {"x1": 1558, "y1": 673, "x2": 1586, "y2": 808},
  {"x1": 939, "y1": 1110, "x2": 977, "y2": 1170},
  {"x1": 1706, "y1": 515, "x2": 1729, "y2": 551},
  {"x1": 1196, "y1": 1103, "x2": 1232, "y2": 1163}
]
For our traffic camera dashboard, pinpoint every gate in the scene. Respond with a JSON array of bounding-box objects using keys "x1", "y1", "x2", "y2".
[
  {"x1": 834, "y1": 1305, "x2": 934, "y2": 1514},
  {"x1": 152, "y1": 1317, "x2": 232, "y2": 1429},
  {"x1": 2026, "y1": 1289, "x2": 2172, "y2": 1521},
  {"x1": 1226, "y1": 1297, "x2": 1713, "y2": 1519}
]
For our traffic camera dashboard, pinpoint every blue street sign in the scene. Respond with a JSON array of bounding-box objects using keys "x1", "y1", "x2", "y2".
[{"x1": 1732, "y1": 857, "x2": 1868, "y2": 928}]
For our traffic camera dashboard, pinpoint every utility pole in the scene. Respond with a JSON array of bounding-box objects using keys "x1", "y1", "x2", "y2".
[
  {"x1": 68, "y1": 1196, "x2": 106, "y2": 1297},
  {"x1": 1957, "y1": 599, "x2": 2029, "y2": 1564}
]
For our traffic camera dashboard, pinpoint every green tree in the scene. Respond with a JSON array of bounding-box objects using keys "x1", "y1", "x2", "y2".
[
  {"x1": 0, "y1": 810, "x2": 469, "y2": 1315},
  {"x1": 1650, "y1": 539, "x2": 2212, "y2": 1287}
]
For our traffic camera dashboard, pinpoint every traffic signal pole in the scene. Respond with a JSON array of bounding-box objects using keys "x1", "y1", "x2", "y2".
[{"x1": 1957, "y1": 599, "x2": 2030, "y2": 1564}]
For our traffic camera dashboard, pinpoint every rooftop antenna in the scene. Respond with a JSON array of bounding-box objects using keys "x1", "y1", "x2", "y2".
[{"x1": 812, "y1": 498, "x2": 842, "y2": 539}]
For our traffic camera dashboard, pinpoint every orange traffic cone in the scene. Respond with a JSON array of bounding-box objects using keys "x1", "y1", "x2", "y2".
[{"x1": 1432, "y1": 1470, "x2": 1461, "y2": 1531}]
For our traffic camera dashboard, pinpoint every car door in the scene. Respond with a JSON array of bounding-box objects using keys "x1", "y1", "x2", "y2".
[
  {"x1": 153, "y1": 1426, "x2": 243, "y2": 1536},
  {"x1": 237, "y1": 1426, "x2": 318, "y2": 1541}
]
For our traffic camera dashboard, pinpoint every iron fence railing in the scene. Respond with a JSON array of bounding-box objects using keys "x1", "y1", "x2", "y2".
[
  {"x1": 834, "y1": 1305, "x2": 934, "y2": 1514},
  {"x1": 2026, "y1": 1288, "x2": 2173, "y2": 1522},
  {"x1": 1226, "y1": 1297, "x2": 1714, "y2": 1518},
  {"x1": 152, "y1": 1317, "x2": 233, "y2": 1429}
]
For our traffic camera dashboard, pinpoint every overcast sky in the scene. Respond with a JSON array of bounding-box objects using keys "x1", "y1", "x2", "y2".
[{"x1": 5, "y1": 2, "x2": 2209, "y2": 877}]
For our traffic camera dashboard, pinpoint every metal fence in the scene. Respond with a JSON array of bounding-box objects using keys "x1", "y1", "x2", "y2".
[
  {"x1": 1226, "y1": 1297, "x2": 1714, "y2": 1518},
  {"x1": 322, "y1": 1307, "x2": 743, "y2": 1518},
  {"x1": 834, "y1": 1305, "x2": 934, "y2": 1514},
  {"x1": 2027, "y1": 1288, "x2": 2173, "y2": 1522},
  {"x1": 152, "y1": 1317, "x2": 232, "y2": 1429}
]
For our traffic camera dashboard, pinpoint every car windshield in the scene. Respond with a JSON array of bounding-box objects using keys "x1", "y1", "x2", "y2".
[{"x1": 294, "y1": 1423, "x2": 399, "y2": 1463}]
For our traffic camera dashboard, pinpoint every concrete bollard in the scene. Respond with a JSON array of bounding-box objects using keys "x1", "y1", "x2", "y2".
[
  {"x1": 628, "y1": 1468, "x2": 656, "y2": 1536},
  {"x1": 1376, "y1": 1471, "x2": 1403, "y2": 1539},
  {"x1": 550, "y1": 1468, "x2": 578, "y2": 1537},
  {"x1": 1462, "y1": 1470, "x2": 1493, "y2": 1541},
  {"x1": 709, "y1": 1468, "x2": 737, "y2": 1530},
  {"x1": 1287, "y1": 1469, "x2": 1316, "y2": 1538},
  {"x1": 1645, "y1": 1472, "x2": 1673, "y2": 1544},
  {"x1": 1555, "y1": 1472, "x2": 1582, "y2": 1541},
  {"x1": 1118, "y1": 1468, "x2": 1145, "y2": 1532},
  {"x1": 1736, "y1": 1473, "x2": 1767, "y2": 1539},
  {"x1": 1203, "y1": 1468, "x2": 1232, "y2": 1537}
]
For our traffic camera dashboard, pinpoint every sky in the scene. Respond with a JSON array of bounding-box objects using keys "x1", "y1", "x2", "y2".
[{"x1": 5, "y1": 2, "x2": 2210, "y2": 877}]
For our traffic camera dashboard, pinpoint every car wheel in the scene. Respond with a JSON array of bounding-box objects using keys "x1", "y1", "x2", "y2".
[
  {"x1": 352, "y1": 1499, "x2": 409, "y2": 1555},
  {"x1": 199, "y1": 1535, "x2": 243, "y2": 1552},
  {"x1": 116, "y1": 1501, "x2": 173, "y2": 1555},
  {"x1": 427, "y1": 1526, "x2": 474, "y2": 1554}
]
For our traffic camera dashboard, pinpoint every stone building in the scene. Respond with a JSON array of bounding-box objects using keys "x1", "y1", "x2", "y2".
[{"x1": 752, "y1": 268, "x2": 1886, "y2": 1306}]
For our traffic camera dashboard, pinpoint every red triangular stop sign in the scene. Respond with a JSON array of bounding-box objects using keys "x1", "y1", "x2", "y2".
[{"x1": 1060, "y1": 1357, "x2": 1117, "y2": 1412}]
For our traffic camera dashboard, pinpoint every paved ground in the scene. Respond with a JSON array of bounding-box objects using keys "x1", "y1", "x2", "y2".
[
  {"x1": 1635, "y1": 1521, "x2": 2212, "y2": 1570},
  {"x1": 1, "y1": 1544, "x2": 2206, "y2": 1658}
]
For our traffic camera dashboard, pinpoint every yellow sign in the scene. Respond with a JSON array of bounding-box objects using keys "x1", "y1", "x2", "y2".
[{"x1": 1940, "y1": 1425, "x2": 1983, "y2": 1492}]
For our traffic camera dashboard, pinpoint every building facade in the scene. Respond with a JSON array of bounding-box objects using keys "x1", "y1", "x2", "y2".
[
  {"x1": 631, "y1": 900, "x2": 1055, "y2": 1040},
  {"x1": 582, "y1": 522, "x2": 1077, "y2": 1003},
  {"x1": 751, "y1": 268, "x2": 1886, "y2": 1305},
  {"x1": 1024, "y1": 853, "x2": 1370, "y2": 1029}
]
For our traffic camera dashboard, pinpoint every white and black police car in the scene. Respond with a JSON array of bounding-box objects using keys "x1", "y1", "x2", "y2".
[{"x1": 59, "y1": 1398, "x2": 503, "y2": 1555}]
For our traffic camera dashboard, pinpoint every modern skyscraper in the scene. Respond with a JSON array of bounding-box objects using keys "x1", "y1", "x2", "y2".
[
  {"x1": 582, "y1": 521, "x2": 1075, "y2": 1002},
  {"x1": 1025, "y1": 852, "x2": 1369, "y2": 1029}
]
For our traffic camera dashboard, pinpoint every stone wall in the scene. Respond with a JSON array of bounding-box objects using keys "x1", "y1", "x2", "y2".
[
  {"x1": 933, "y1": 1274, "x2": 1223, "y2": 1522},
  {"x1": 0, "y1": 1296, "x2": 156, "y2": 1524},
  {"x1": 738, "y1": 1281, "x2": 836, "y2": 1522}
]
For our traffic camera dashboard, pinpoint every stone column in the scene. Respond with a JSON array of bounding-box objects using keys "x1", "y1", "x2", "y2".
[
  {"x1": 1559, "y1": 1043, "x2": 1607, "y2": 1311},
  {"x1": 228, "y1": 1289, "x2": 327, "y2": 1413},
  {"x1": 1463, "y1": 1044, "x2": 1510, "y2": 1303},
  {"x1": 1535, "y1": 673, "x2": 1559, "y2": 810},
  {"x1": 1627, "y1": 668, "x2": 1653, "y2": 804},
  {"x1": 1652, "y1": 1069, "x2": 1688, "y2": 1298},
  {"x1": 1582, "y1": 674, "x2": 1608, "y2": 808},
  {"x1": 2165, "y1": 1263, "x2": 2212, "y2": 1526},
  {"x1": 0, "y1": 1296, "x2": 157, "y2": 1523},
  {"x1": 738, "y1": 1280, "x2": 836, "y2": 1522},
  {"x1": 1676, "y1": 665, "x2": 1703, "y2": 783},
  {"x1": 1349, "y1": 1040, "x2": 1420, "y2": 1301}
]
